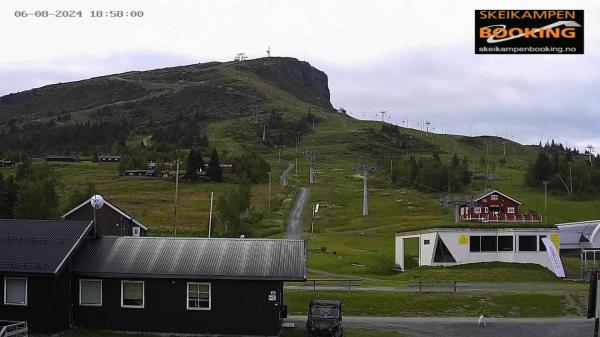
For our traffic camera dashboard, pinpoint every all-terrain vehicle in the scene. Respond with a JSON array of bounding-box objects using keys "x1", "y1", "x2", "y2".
[{"x1": 305, "y1": 300, "x2": 343, "y2": 337}]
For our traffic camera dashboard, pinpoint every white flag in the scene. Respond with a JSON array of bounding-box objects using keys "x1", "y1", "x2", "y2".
[{"x1": 542, "y1": 237, "x2": 565, "y2": 278}]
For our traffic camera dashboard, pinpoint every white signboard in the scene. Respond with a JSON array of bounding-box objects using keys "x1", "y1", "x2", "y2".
[
  {"x1": 268, "y1": 290, "x2": 277, "y2": 301},
  {"x1": 541, "y1": 237, "x2": 565, "y2": 278}
]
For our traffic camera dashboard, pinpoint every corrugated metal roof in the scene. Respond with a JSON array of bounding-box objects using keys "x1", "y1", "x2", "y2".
[
  {"x1": 74, "y1": 237, "x2": 307, "y2": 281},
  {"x1": 556, "y1": 220, "x2": 600, "y2": 244},
  {"x1": 0, "y1": 219, "x2": 93, "y2": 274},
  {"x1": 396, "y1": 227, "x2": 558, "y2": 236}
]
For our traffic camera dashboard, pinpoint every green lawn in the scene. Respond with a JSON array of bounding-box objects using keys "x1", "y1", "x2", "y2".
[
  {"x1": 9, "y1": 160, "x2": 293, "y2": 237},
  {"x1": 284, "y1": 291, "x2": 583, "y2": 318},
  {"x1": 61, "y1": 327, "x2": 407, "y2": 337}
]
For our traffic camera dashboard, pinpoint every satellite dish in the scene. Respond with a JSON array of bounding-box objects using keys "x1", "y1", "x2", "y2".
[{"x1": 90, "y1": 194, "x2": 104, "y2": 210}]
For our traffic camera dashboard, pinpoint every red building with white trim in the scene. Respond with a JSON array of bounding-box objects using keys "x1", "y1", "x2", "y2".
[{"x1": 460, "y1": 190, "x2": 542, "y2": 223}]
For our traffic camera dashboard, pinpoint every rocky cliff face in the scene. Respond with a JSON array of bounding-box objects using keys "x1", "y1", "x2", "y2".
[{"x1": 239, "y1": 57, "x2": 334, "y2": 110}]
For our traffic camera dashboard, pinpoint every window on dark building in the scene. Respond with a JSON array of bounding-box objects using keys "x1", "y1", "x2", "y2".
[
  {"x1": 470, "y1": 236, "x2": 481, "y2": 252},
  {"x1": 518, "y1": 236, "x2": 537, "y2": 251},
  {"x1": 187, "y1": 282, "x2": 211, "y2": 310},
  {"x1": 121, "y1": 281, "x2": 144, "y2": 308},
  {"x1": 4, "y1": 277, "x2": 27, "y2": 306},
  {"x1": 498, "y1": 236, "x2": 513, "y2": 251},
  {"x1": 424, "y1": 239, "x2": 430, "y2": 245},
  {"x1": 481, "y1": 236, "x2": 497, "y2": 252},
  {"x1": 80, "y1": 279, "x2": 102, "y2": 306}
]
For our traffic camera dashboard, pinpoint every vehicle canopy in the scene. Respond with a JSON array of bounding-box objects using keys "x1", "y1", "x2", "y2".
[{"x1": 309, "y1": 300, "x2": 342, "y2": 319}]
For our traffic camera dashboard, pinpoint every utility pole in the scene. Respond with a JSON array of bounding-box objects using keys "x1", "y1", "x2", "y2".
[
  {"x1": 275, "y1": 145, "x2": 284, "y2": 164},
  {"x1": 543, "y1": 180, "x2": 549, "y2": 216},
  {"x1": 308, "y1": 151, "x2": 319, "y2": 184},
  {"x1": 357, "y1": 162, "x2": 377, "y2": 216},
  {"x1": 173, "y1": 159, "x2": 180, "y2": 237},
  {"x1": 262, "y1": 125, "x2": 266, "y2": 142},
  {"x1": 208, "y1": 191, "x2": 214, "y2": 238},
  {"x1": 587, "y1": 145, "x2": 595, "y2": 164},
  {"x1": 268, "y1": 172, "x2": 272, "y2": 213},
  {"x1": 390, "y1": 159, "x2": 393, "y2": 182},
  {"x1": 295, "y1": 157, "x2": 298, "y2": 177},
  {"x1": 569, "y1": 162, "x2": 573, "y2": 196},
  {"x1": 425, "y1": 121, "x2": 431, "y2": 134},
  {"x1": 380, "y1": 111, "x2": 386, "y2": 125},
  {"x1": 296, "y1": 131, "x2": 299, "y2": 153}
]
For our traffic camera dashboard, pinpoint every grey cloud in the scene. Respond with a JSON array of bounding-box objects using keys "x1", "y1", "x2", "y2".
[
  {"x1": 0, "y1": 51, "x2": 198, "y2": 95},
  {"x1": 322, "y1": 48, "x2": 600, "y2": 151}
]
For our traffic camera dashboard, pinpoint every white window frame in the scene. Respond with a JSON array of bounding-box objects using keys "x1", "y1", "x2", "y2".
[
  {"x1": 79, "y1": 279, "x2": 102, "y2": 307},
  {"x1": 484, "y1": 207, "x2": 489, "y2": 213},
  {"x1": 474, "y1": 207, "x2": 482, "y2": 214},
  {"x1": 186, "y1": 282, "x2": 211, "y2": 311},
  {"x1": 3, "y1": 277, "x2": 27, "y2": 306},
  {"x1": 491, "y1": 194, "x2": 498, "y2": 201},
  {"x1": 121, "y1": 280, "x2": 144, "y2": 309},
  {"x1": 507, "y1": 207, "x2": 515, "y2": 214}
]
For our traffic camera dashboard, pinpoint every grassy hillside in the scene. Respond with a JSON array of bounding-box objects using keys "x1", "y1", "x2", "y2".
[{"x1": 1, "y1": 57, "x2": 599, "y2": 284}]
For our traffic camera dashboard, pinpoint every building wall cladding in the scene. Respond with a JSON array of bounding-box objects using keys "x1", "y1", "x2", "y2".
[
  {"x1": 475, "y1": 197, "x2": 519, "y2": 210},
  {"x1": 0, "y1": 268, "x2": 72, "y2": 333},
  {"x1": 65, "y1": 205, "x2": 146, "y2": 236},
  {"x1": 73, "y1": 278, "x2": 283, "y2": 336}
]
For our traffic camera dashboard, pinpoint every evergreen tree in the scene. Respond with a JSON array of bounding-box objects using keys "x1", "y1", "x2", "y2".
[
  {"x1": 525, "y1": 151, "x2": 552, "y2": 187},
  {"x1": 185, "y1": 149, "x2": 205, "y2": 181},
  {"x1": 207, "y1": 148, "x2": 223, "y2": 182}
]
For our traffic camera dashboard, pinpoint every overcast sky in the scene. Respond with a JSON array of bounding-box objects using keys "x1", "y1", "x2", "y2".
[{"x1": 1, "y1": 0, "x2": 598, "y2": 151}]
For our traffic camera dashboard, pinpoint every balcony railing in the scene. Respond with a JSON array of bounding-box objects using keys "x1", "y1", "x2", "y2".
[
  {"x1": 461, "y1": 214, "x2": 543, "y2": 223},
  {"x1": 0, "y1": 321, "x2": 28, "y2": 337}
]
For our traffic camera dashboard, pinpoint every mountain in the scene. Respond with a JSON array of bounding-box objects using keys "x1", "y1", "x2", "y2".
[
  {"x1": 0, "y1": 57, "x2": 334, "y2": 156},
  {"x1": 0, "y1": 56, "x2": 541, "y2": 164}
]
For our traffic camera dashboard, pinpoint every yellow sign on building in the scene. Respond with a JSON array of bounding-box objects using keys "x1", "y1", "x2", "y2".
[
  {"x1": 459, "y1": 234, "x2": 468, "y2": 245},
  {"x1": 550, "y1": 233, "x2": 560, "y2": 250}
]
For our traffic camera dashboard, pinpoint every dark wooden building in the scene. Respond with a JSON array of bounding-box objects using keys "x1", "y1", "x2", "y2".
[
  {"x1": 45, "y1": 155, "x2": 80, "y2": 162},
  {"x1": 0, "y1": 219, "x2": 94, "y2": 333},
  {"x1": 63, "y1": 197, "x2": 148, "y2": 236},
  {"x1": 73, "y1": 237, "x2": 305, "y2": 335},
  {"x1": 0, "y1": 220, "x2": 306, "y2": 336}
]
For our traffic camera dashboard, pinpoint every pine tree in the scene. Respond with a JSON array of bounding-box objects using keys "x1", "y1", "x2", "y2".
[
  {"x1": 207, "y1": 148, "x2": 223, "y2": 182},
  {"x1": 186, "y1": 149, "x2": 207, "y2": 181}
]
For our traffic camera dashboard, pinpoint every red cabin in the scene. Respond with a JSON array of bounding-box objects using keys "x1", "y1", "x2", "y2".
[{"x1": 460, "y1": 190, "x2": 542, "y2": 223}]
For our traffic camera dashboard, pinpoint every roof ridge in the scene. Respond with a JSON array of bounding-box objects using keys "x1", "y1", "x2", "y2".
[
  {"x1": 0, "y1": 219, "x2": 90, "y2": 223},
  {"x1": 113, "y1": 236, "x2": 304, "y2": 242}
]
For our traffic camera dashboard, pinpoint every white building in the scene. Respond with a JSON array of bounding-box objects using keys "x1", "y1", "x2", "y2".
[
  {"x1": 395, "y1": 227, "x2": 560, "y2": 273},
  {"x1": 556, "y1": 220, "x2": 600, "y2": 250}
]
